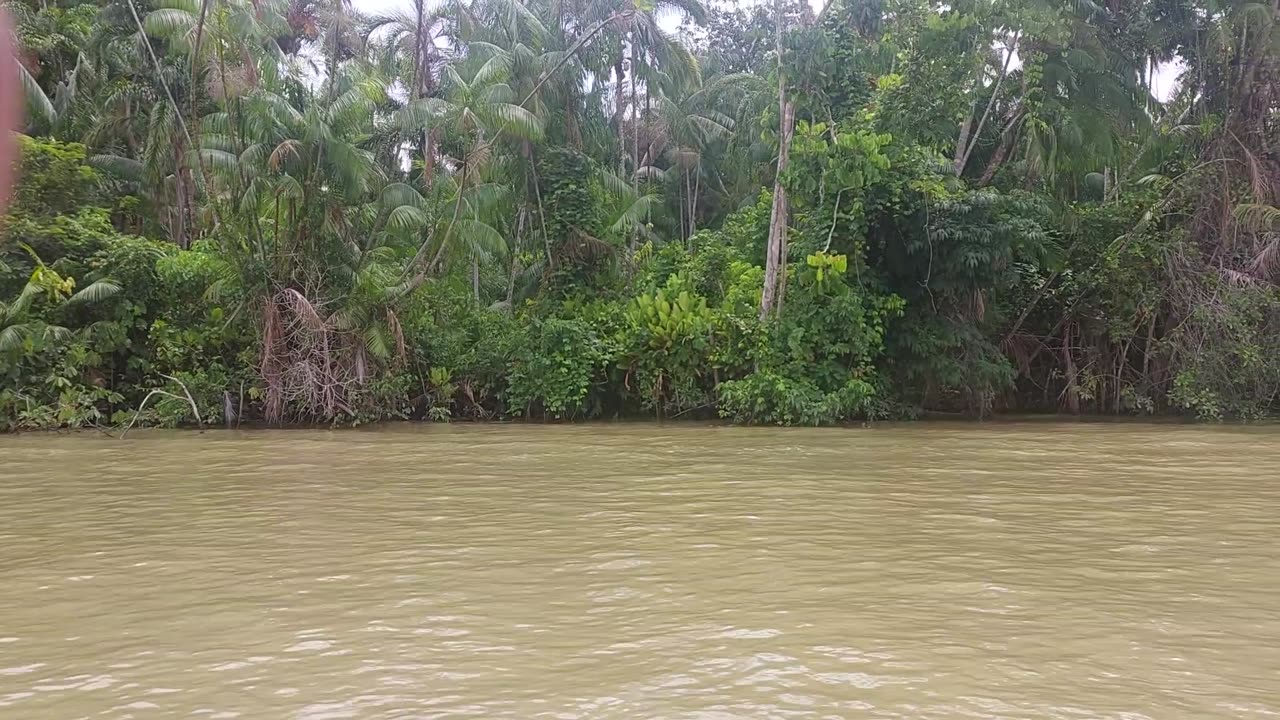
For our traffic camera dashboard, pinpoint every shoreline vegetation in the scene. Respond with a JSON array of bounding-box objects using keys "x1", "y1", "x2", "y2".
[
  {"x1": 11, "y1": 413, "x2": 1265, "y2": 439},
  {"x1": 2, "y1": 0, "x2": 1277, "y2": 433}
]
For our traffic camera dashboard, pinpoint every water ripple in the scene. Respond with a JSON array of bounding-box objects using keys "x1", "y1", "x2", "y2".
[{"x1": 1, "y1": 422, "x2": 1278, "y2": 718}]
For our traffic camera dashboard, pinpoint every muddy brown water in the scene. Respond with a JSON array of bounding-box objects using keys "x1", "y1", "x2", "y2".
[{"x1": 1, "y1": 423, "x2": 1278, "y2": 718}]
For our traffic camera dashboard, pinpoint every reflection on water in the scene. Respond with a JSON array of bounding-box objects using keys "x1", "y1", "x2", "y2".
[{"x1": 1, "y1": 423, "x2": 1279, "y2": 718}]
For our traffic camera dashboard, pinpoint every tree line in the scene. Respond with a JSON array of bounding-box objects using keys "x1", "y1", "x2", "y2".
[{"x1": 0, "y1": 0, "x2": 1276, "y2": 429}]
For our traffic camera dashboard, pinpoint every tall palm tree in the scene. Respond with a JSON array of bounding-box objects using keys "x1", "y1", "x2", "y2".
[
  {"x1": 550, "y1": 0, "x2": 706, "y2": 177},
  {"x1": 366, "y1": 0, "x2": 453, "y2": 187},
  {"x1": 396, "y1": 43, "x2": 544, "y2": 295}
]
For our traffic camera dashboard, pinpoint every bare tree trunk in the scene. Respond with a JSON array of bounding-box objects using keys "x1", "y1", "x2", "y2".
[
  {"x1": 180, "y1": 162, "x2": 197, "y2": 248},
  {"x1": 525, "y1": 143, "x2": 554, "y2": 268},
  {"x1": 173, "y1": 171, "x2": 187, "y2": 248},
  {"x1": 326, "y1": 0, "x2": 343, "y2": 103},
  {"x1": 614, "y1": 55, "x2": 626, "y2": 173},
  {"x1": 678, "y1": 169, "x2": 687, "y2": 240},
  {"x1": 472, "y1": 255, "x2": 480, "y2": 302},
  {"x1": 1115, "y1": 334, "x2": 1132, "y2": 413},
  {"x1": 412, "y1": 0, "x2": 424, "y2": 97},
  {"x1": 954, "y1": 109, "x2": 975, "y2": 176},
  {"x1": 760, "y1": 97, "x2": 795, "y2": 320},
  {"x1": 642, "y1": 89, "x2": 650, "y2": 169},
  {"x1": 776, "y1": 195, "x2": 790, "y2": 318},
  {"x1": 1140, "y1": 310, "x2": 1157, "y2": 395},
  {"x1": 413, "y1": 0, "x2": 433, "y2": 189},
  {"x1": 1063, "y1": 323, "x2": 1080, "y2": 414},
  {"x1": 957, "y1": 30, "x2": 1020, "y2": 176},
  {"x1": 507, "y1": 212, "x2": 522, "y2": 304},
  {"x1": 684, "y1": 169, "x2": 694, "y2": 247},
  {"x1": 761, "y1": 0, "x2": 797, "y2": 320},
  {"x1": 691, "y1": 167, "x2": 700, "y2": 237},
  {"x1": 631, "y1": 40, "x2": 639, "y2": 189},
  {"x1": 172, "y1": 139, "x2": 192, "y2": 249},
  {"x1": 978, "y1": 119, "x2": 1017, "y2": 186}
]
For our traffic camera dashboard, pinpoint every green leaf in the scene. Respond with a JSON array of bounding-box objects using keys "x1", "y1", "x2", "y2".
[
  {"x1": 387, "y1": 205, "x2": 430, "y2": 231},
  {"x1": 485, "y1": 103, "x2": 544, "y2": 141},
  {"x1": 88, "y1": 154, "x2": 145, "y2": 181},
  {"x1": 144, "y1": 8, "x2": 196, "y2": 38},
  {"x1": 67, "y1": 280, "x2": 122, "y2": 305},
  {"x1": 19, "y1": 64, "x2": 56, "y2": 125}
]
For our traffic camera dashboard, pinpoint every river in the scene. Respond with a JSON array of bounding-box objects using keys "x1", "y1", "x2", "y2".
[{"x1": 1, "y1": 423, "x2": 1278, "y2": 718}]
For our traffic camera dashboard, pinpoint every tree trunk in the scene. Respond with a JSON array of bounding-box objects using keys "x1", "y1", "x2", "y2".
[
  {"x1": 412, "y1": 0, "x2": 424, "y2": 98},
  {"x1": 678, "y1": 169, "x2": 687, "y2": 240},
  {"x1": 760, "y1": 96, "x2": 794, "y2": 320},
  {"x1": 1140, "y1": 310, "x2": 1157, "y2": 397},
  {"x1": 614, "y1": 55, "x2": 626, "y2": 172},
  {"x1": 172, "y1": 139, "x2": 194, "y2": 249},
  {"x1": 978, "y1": 119, "x2": 1017, "y2": 186},
  {"x1": 472, "y1": 255, "x2": 480, "y2": 302},
  {"x1": 957, "y1": 30, "x2": 1020, "y2": 176},
  {"x1": 180, "y1": 162, "x2": 197, "y2": 248},
  {"x1": 630, "y1": 40, "x2": 639, "y2": 188},
  {"x1": 760, "y1": 0, "x2": 793, "y2": 319},
  {"x1": 684, "y1": 169, "x2": 694, "y2": 246},
  {"x1": 326, "y1": 0, "x2": 343, "y2": 102},
  {"x1": 172, "y1": 171, "x2": 187, "y2": 249},
  {"x1": 691, "y1": 166, "x2": 700, "y2": 237},
  {"x1": 413, "y1": 0, "x2": 434, "y2": 188},
  {"x1": 1062, "y1": 323, "x2": 1080, "y2": 414},
  {"x1": 953, "y1": 108, "x2": 975, "y2": 176},
  {"x1": 642, "y1": 89, "x2": 651, "y2": 168}
]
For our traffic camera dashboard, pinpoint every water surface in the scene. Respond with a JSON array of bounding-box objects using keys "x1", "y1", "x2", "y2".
[{"x1": 1, "y1": 423, "x2": 1278, "y2": 718}]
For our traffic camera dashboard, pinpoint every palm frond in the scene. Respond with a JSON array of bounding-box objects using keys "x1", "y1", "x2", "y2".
[
  {"x1": 599, "y1": 167, "x2": 633, "y2": 196},
  {"x1": 67, "y1": 280, "x2": 122, "y2": 305},
  {"x1": 462, "y1": 182, "x2": 512, "y2": 214},
  {"x1": 0, "y1": 324, "x2": 31, "y2": 353},
  {"x1": 453, "y1": 218, "x2": 508, "y2": 259},
  {"x1": 269, "y1": 139, "x2": 304, "y2": 171},
  {"x1": 608, "y1": 193, "x2": 660, "y2": 234},
  {"x1": 381, "y1": 182, "x2": 427, "y2": 210},
  {"x1": 144, "y1": 8, "x2": 196, "y2": 39},
  {"x1": 397, "y1": 97, "x2": 451, "y2": 131},
  {"x1": 472, "y1": 52, "x2": 513, "y2": 86},
  {"x1": 88, "y1": 154, "x2": 146, "y2": 181},
  {"x1": 485, "y1": 103, "x2": 543, "y2": 141},
  {"x1": 387, "y1": 205, "x2": 431, "y2": 231},
  {"x1": 363, "y1": 323, "x2": 392, "y2": 360},
  {"x1": 42, "y1": 325, "x2": 72, "y2": 345},
  {"x1": 19, "y1": 64, "x2": 56, "y2": 125},
  {"x1": 1234, "y1": 204, "x2": 1280, "y2": 233}
]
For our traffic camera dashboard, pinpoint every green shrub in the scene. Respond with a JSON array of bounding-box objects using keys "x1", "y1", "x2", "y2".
[{"x1": 507, "y1": 314, "x2": 620, "y2": 419}]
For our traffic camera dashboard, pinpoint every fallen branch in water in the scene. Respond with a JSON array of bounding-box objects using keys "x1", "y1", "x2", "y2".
[{"x1": 120, "y1": 375, "x2": 204, "y2": 439}]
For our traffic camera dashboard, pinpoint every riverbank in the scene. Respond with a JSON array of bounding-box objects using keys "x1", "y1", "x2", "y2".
[{"x1": 7, "y1": 411, "x2": 1259, "y2": 440}]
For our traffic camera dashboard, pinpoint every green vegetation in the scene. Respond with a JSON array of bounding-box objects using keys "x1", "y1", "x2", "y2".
[{"x1": 2, "y1": 0, "x2": 1277, "y2": 430}]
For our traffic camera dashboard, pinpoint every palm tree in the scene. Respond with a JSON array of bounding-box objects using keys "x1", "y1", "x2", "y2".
[
  {"x1": 366, "y1": 0, "x2": 453, "y2": 187},
  {"x1": 396, "y1": 44, "x2": 543, "y2": 294},
  {"x1": 546, "y1": 0, "x2": 706, "y2": 177},
  {"x1": 637, "y1": 72, "x2": 764, "y2": 240},
  {"x1": 82, "y1": 0, "x2": 292, "y2": 246}
]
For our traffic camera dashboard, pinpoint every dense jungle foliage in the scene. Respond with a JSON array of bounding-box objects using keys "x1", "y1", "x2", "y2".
[{"x1": 1, "y1": 0, "x2": 1276, "y2": 429}]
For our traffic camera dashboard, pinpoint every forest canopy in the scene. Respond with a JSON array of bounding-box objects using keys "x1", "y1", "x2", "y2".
[{"x1": 1, "y1": 0, "x2": 1277, "y2": 429}]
